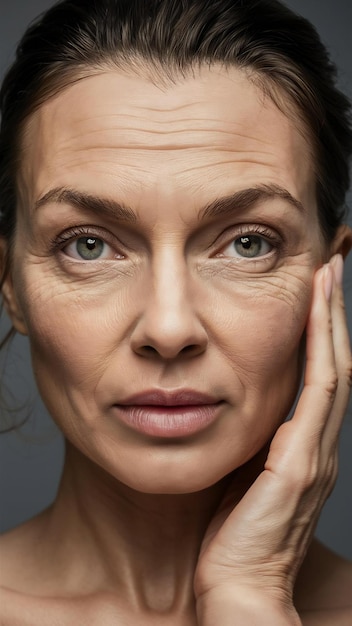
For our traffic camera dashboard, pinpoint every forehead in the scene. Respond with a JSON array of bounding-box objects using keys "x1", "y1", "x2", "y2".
[{"x1": 19, "y1": 65, "x2": 316, "y2": 215}]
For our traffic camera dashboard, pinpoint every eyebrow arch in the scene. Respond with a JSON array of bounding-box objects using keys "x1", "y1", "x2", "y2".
[
  {"x1": 198, "y1": 183, "x2": 305, "y2": 221},
  {"x1": 34, "y1": 187, "x2": 137, "y2": 223}
]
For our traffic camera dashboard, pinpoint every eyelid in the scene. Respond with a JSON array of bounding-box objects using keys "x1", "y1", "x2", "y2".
[
  {"x1": 213, "y1": 223, "x2": 281, "y2": 255},
  {"x1": 50, "y1": 225, "x2": 124, "y2": 257}
]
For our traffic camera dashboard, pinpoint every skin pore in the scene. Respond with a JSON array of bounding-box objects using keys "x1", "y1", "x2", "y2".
[{"x1": 1, "y1": 65, "x2": 351, "y2": 624}]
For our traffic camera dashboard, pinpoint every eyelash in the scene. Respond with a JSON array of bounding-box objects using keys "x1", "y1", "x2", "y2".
[
  {"x1": 215, "y1": 223, "x2": 282, "y2": 255},
  {"x1": 50, "y1": 225, "x2": 120, "y2": 254}
]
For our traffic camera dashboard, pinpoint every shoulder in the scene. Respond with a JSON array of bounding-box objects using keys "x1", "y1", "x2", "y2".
[
  {"x1": 294, "y1": 538, "x2": 352, "y2": 612},
  {"x1": 0, "y1": 517, "x2": 59, "y2": 625},
  {"x1": 0, "y1": 520, "x2": 127, "y2": 625},
  {"x1": 0, "y1": 586, "x2": 105, "y2": 626},
  {"x1": 0, "y1": 513, "x2": 48, "y2": 594}
]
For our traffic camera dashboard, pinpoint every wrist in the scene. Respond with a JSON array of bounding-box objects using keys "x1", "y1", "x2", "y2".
[{"x1": 196, "y1": 587, "x2": 302, "y2": 626}]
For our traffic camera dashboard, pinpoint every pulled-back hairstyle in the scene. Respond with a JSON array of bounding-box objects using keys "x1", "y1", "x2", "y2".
[{"x1": 0, "y1": 0, "x2": 351, "y2": 256}]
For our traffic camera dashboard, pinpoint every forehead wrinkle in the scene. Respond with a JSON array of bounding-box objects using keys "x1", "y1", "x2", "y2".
[
  {"x1": 176, "y1": 154, "x2": 282, "y2": 175},
  {"x1": 133, "y1": 101, "x2": 205, "y2": 113},
  {"x1": 57, "y1": 132, "x2": 275, "y2": 155},
  {"x1": 67, "y1": 117, "x2": 274, "y2": 145},
  {"x1": 19, "y1": 67, "x2": 316, "y2": 221},
  {"x1": 102, "y1": 102, "x2": 209, "y2": 118},
  {"x1": 60, "y1": 102, "x2": 277, "y2": 143}
]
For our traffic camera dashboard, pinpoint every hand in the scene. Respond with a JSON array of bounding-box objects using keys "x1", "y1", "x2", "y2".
[{"x1": 194, "y1": 255, "x2": 351, "y2": 620}]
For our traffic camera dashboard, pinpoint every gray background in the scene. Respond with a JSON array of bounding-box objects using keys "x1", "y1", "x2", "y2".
[{"x1": 0, "y1": 0, "x2": 351, "y2": 559}]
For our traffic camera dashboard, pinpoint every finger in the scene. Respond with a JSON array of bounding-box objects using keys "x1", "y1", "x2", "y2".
[
  {"x1": 322, "y1": 254, "x2": 352, "y2": 444},
  {"x1": 260, "y1": 265, "x2": 334, "y2": 480},
  {"x1": 290, "y1": 262, "x2": 337, "y2": 442}
]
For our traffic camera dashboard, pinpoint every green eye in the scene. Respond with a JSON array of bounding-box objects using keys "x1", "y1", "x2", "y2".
[
  {"x1": 75, "y1": 237, "x2": 105, "y2": 260},
  {"x1": 62, "y1": 236, "x2": 108, "y2": 260},
  {"x1": 230, "y1": 235, "x2": 272, "y2": 258}
]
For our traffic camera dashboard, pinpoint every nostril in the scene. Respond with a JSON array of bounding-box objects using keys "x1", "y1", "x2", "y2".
[
  {"x1": 137, "y1": 342, "x2": 204, "y2": 359},
  {"x1": 181, "y1": 344, "x2": 199, "y2": 354},
  {"x1": 141, "y1": 345, "x2": 158, "y2": 354}
]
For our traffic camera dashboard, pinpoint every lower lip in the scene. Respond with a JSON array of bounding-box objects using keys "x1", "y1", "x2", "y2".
[{"x1": 113, "y1": 404, "x2": 222, "y2": 438}]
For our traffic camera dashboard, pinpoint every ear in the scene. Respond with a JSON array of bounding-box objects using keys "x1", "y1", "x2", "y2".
[
  {"x1": 0, "y1": 238, "x2": 28, "y2": 336},
  {"x1": 329, "y1": 224, "x2": 352, "y2": 259}
]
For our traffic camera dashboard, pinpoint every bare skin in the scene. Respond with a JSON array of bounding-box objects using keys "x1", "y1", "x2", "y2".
[
  {"x1": 0, "y1": 66, "x2": 351, "y2": 624},
  {"x1": 0, "y1": 529, "x2": 351, "y2": 625}
]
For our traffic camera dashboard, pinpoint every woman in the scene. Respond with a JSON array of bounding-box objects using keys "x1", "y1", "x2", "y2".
[{"x1": 0, "y1": 0, "x2": 351, "y2": 623}]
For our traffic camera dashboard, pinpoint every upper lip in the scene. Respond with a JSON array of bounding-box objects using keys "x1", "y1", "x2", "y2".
[{"x1": 117, "y1": 389, "x2": 220, "y2": 406}]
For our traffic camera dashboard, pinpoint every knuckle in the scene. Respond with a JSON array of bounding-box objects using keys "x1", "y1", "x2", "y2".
[
  {"x1": 328, "y1": 463, "x2": 338, "y2": 492},
  {"x1": 323, "y1": 371, "x2": 338, "y2": 399},
  {"x1": 336, "y1": 289, "x2": 347, "y2": 313},
  {"x1": 283, "y1": 448, "x2": 339, "y2": 499},
  {"x1": 287, "y1": 455, "x2": 320, "y2": 492},
  {"x1": 323, "y1": 457, "x2": 338, "y2": 497},
  {"x1": 343, "y1": 357, "x2": 352, "y2": 389}
]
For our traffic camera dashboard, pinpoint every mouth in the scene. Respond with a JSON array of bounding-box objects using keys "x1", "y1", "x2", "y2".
[{"x1": 113, "y1": 389, "x2": 223, "y2": 438}]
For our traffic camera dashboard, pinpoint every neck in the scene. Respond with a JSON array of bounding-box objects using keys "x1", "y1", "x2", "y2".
[{"x1": 43, "y1": 441, "x2": 229, "y2": 617}]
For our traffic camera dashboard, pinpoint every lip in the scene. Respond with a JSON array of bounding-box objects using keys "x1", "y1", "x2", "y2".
[
  {"x1": 113, "y1": 389, "x2": 223, "y2": 438},
  {"x1": 118, "y1": 389, "x2": 220, "y2": 406}
]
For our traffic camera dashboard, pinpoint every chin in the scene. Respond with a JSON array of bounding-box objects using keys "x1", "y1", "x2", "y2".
[{"x1": 103, "y1": 452, "x2": 240, "y2": 496}]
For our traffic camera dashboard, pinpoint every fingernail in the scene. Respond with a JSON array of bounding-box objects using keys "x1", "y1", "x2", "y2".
[
  {"x1": 331, "y1": 253, "x2": 344, "y2": 286},
  {"x1": 324, "y1": 264, "x2": 333, "y2": 301}
]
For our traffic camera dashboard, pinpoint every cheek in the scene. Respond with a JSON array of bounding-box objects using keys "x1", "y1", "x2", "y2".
[
  {"x1": 213, "y1": 279, "x2": 311, "y2": 416},
  {"x1": 217, "y1": 266, "x2": 312, "y2": 357},
  {"x1": 22, "y1": 296, "x2": 131, "y2": 449},
  {"x1": 27, "y1": 304, "x2": 123, "y2": 380},
  {"x1": 246, "y1": 305, "x2": 307, "y2": 425},
  {"x1": 17, "y1": 273, "x2": 135, "y2": 420}
]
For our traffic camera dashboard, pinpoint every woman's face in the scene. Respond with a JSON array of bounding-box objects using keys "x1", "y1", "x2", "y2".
[{"x1": 7, "y1": 66, "x2": 326, "y2": 493}]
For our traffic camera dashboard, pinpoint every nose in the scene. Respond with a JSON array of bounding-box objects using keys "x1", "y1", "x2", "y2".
[{"x1": 130, "y1": 256, "x2": 208, "y2": 360}]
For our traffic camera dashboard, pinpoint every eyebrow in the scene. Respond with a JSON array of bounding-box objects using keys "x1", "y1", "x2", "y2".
[
  {"x1": 198, "y1": 183, "x2": 305, "y2": 221},
  {"x1": 34, "y1": 183, "x2": 305, "y2": 223},
  {"x1": 34, "y1": 187, "x2": 137, "y2": 223}
]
